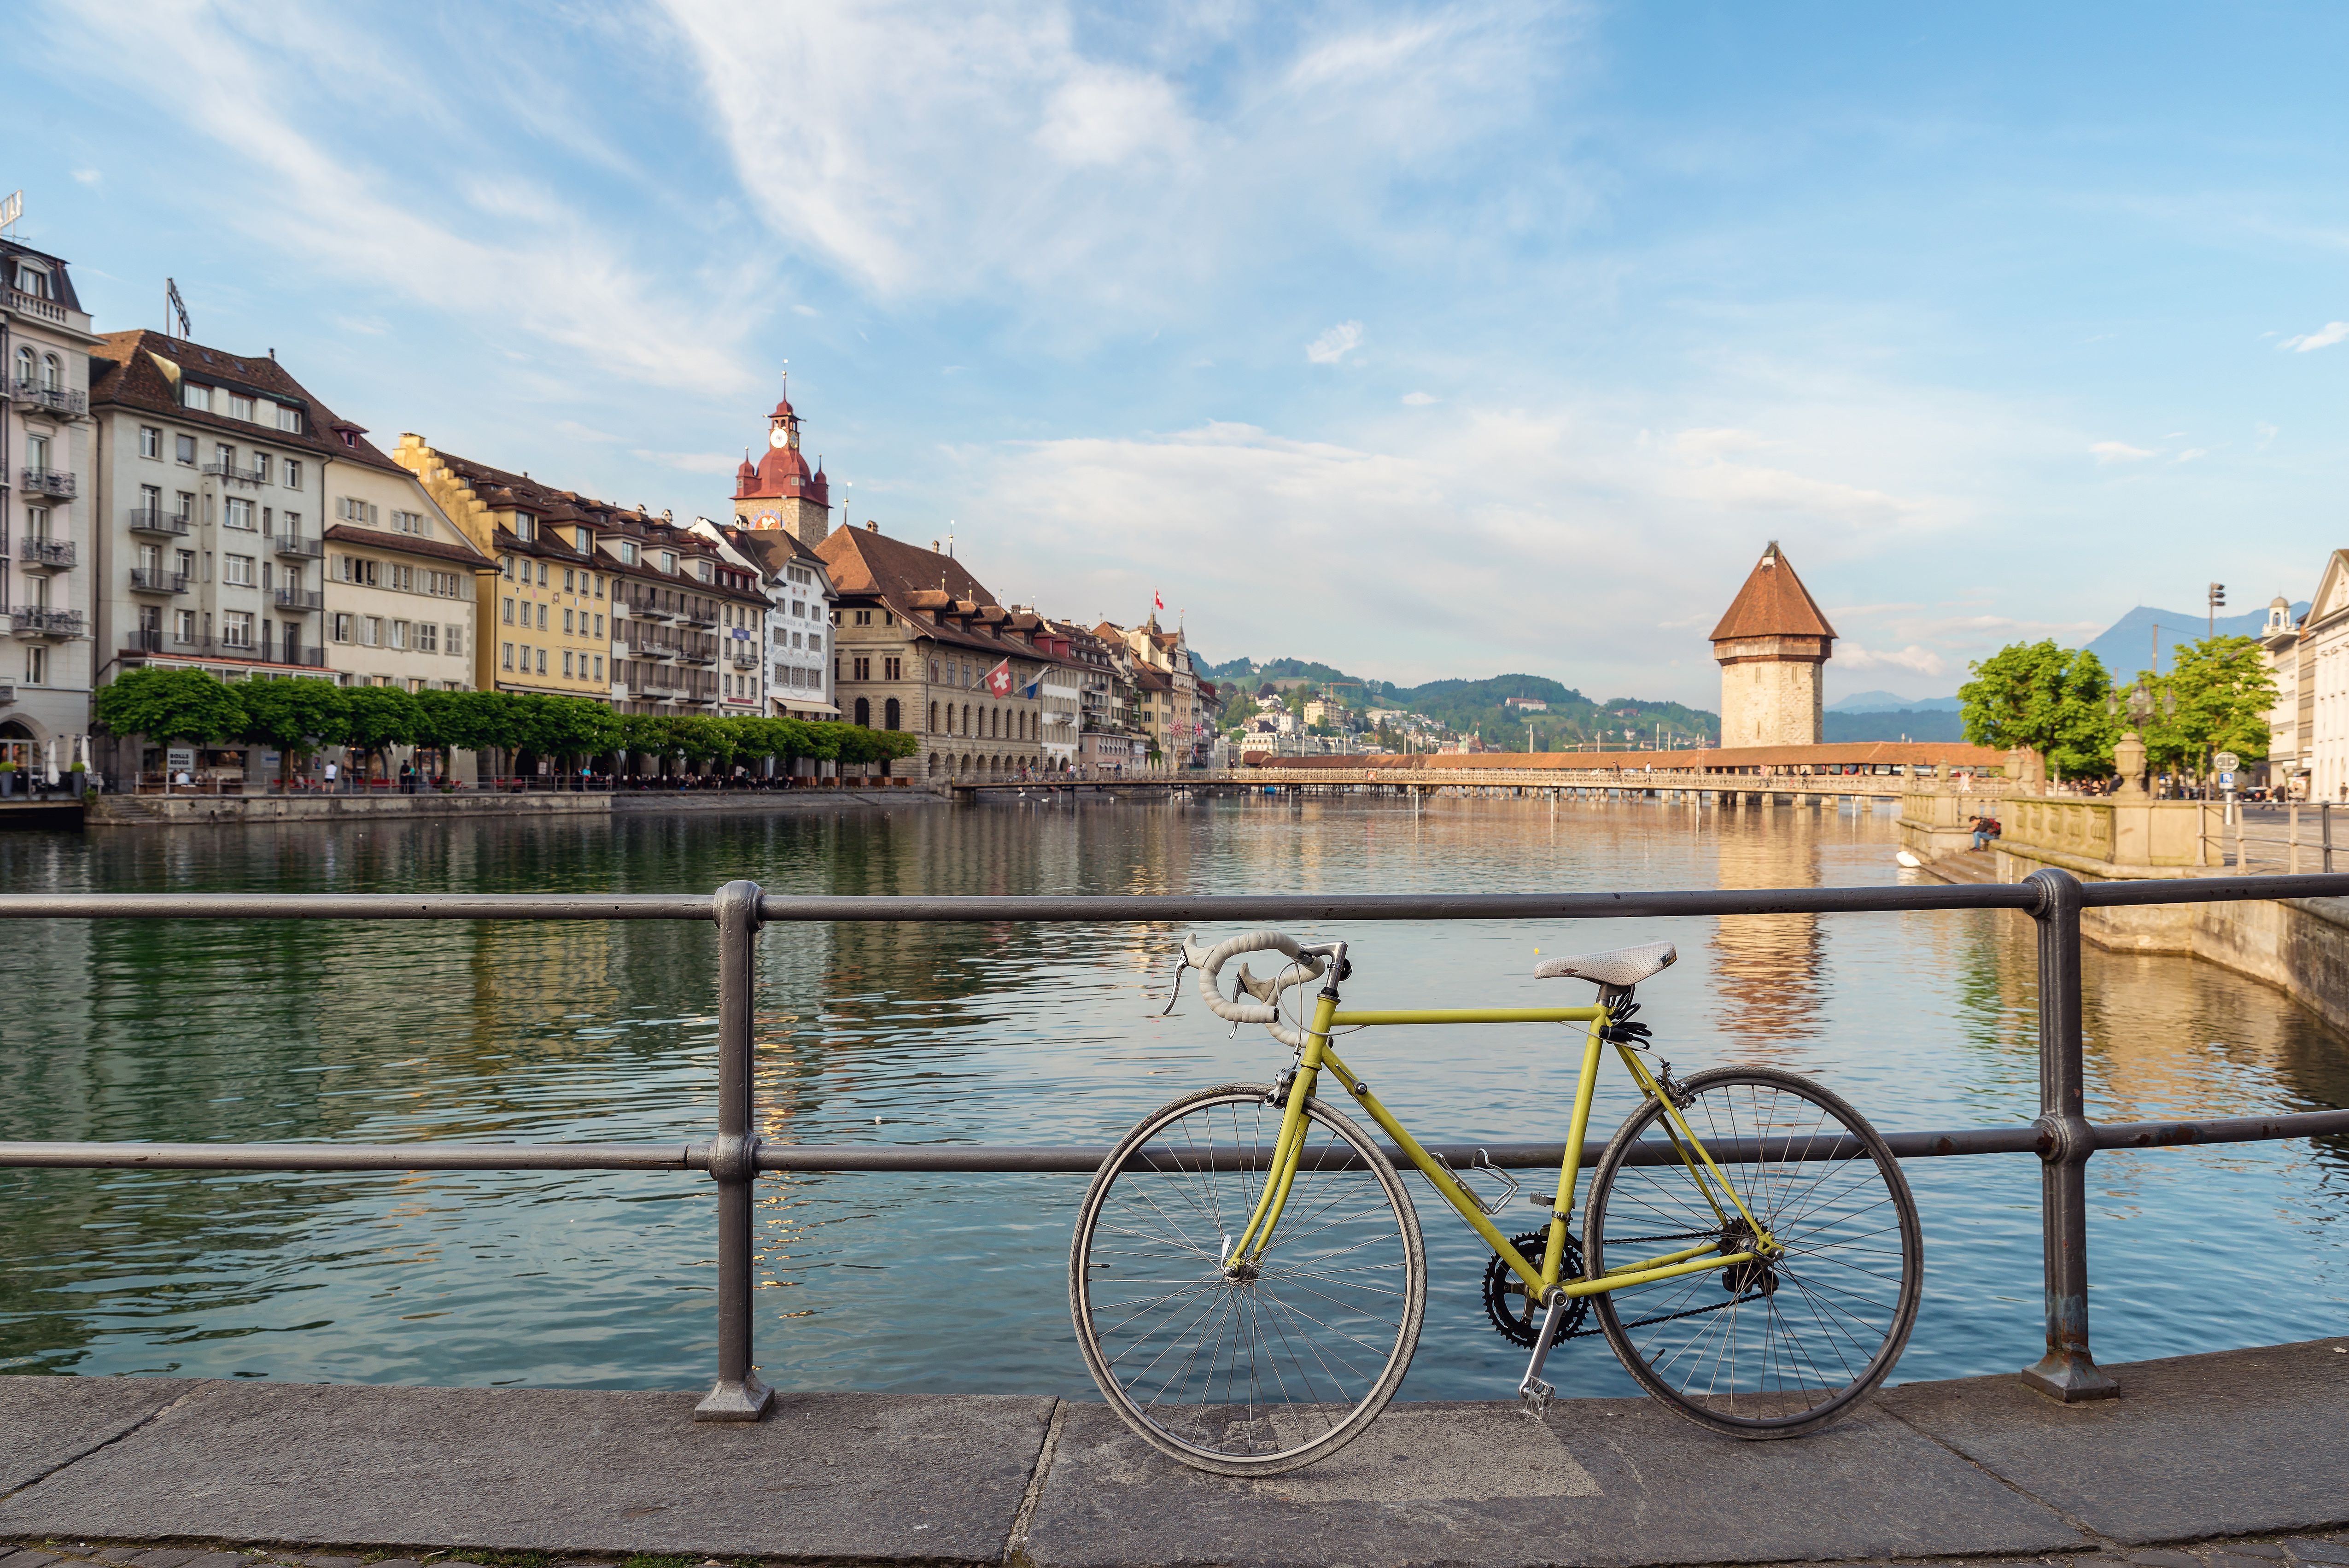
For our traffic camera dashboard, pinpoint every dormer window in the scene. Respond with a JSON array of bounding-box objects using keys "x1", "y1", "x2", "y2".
[
  {"x1": 13, "y1": 262, "x2": 47, "y2": 297},
  {"x1": 512, "y1": 513, "x2": 534, "y2": 542},
  {"x1": 661, "y1": 552, "x2": 677, "y2": 573},
  {"x1": 619, "y1": 539, "x2": 638, "y2": 566},
  {"x1": 182, "y1": 382, "x2": 211, "y2": 411},
  {"x1": 340, "y1": 429, "x2": 359, "y2": 448}
]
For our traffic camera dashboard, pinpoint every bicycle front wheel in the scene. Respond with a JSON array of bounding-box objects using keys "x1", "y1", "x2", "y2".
[
  {"x1": 1069, "y1": 1083, "x2": 1426, "y2": 1476},
  {"x1": 1585, "y1": 1066, "x2": 1922, "y2": 1438}
]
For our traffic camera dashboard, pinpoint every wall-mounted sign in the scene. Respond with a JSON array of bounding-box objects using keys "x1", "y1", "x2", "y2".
[{"x1": 165, "y1": 747, "x2": 195, "y2": 772}]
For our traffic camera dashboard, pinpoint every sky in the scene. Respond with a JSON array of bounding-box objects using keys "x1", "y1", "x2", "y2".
[{"x1": 15, "y1": 1, "x2": 2349, "y2": 707}]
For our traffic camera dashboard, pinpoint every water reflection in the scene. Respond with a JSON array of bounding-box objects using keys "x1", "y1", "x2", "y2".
[{"x1": 0, "y1": 792, "x2": 2342, "y2": 1396}]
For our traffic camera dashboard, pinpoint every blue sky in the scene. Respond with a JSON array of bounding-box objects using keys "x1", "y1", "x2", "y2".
[{"x1": 18, "y1": 2, "x2": 2349, "y2": 706}]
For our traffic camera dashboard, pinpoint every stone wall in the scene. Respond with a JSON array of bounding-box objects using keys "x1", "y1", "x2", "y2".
[{"x1": 1719, "y1": 655, "x2": 1822, "y2": 748}]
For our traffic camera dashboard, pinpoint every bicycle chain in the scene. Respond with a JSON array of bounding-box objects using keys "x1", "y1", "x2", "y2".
[{"x1": 1555, "y1": 1228, "x2": 1760, "y2": 1339}]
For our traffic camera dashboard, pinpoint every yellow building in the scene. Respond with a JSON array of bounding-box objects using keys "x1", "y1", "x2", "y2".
[{"x1": 392, "y1": 436, "x2": 613, "y2": 701}]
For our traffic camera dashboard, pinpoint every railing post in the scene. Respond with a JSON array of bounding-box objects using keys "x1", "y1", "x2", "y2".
[
  {"x1": 695, "y1": 878, "x2": 773, "y2": 1422},
  {"x1": 2020, "y1": 867, "x2": 2119, "y2": 1402}
]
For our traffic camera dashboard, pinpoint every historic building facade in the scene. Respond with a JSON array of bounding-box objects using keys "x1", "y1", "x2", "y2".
[
  {"x1": 1, "y1": 235, "x2": 100, "y2": 771},
  {"x1": 1709, "y1": 541, "x2": 1836, "y2": 749}
]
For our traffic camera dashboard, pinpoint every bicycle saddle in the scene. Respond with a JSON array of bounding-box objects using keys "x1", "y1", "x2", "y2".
[{"x1": 1533, "y1": 940, "x2": 1677, "y2": 987}]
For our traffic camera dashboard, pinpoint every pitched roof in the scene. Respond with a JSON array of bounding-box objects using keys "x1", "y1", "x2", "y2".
[
  {"x1": 88, "y1": 329, "x2": 406, "y2": 474},
  {"x1": 1709, "y1": 542, "x2": 1837, "y2": 643},
  {"x1": 324, "y1": 524, "x2": 490, "y2": 567},
  {"x1": 816, "y1": 525, "x2": 1076, "y2": 665}
]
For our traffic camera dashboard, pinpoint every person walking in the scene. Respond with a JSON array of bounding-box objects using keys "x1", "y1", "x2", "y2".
[{"x1": 324, "y1": 758, "x2": 340, "y2": 793}]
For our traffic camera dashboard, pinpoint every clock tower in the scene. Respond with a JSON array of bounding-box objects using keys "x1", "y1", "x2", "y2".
[{"x1": 732, "y1": 378, "x2": 832, "y2": 547}]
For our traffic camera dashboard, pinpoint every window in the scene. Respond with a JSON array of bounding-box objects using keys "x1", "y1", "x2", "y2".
[
  {"x1": 594, "y1": 655, "x2": 603, "y2": 679},
  {"x1": 12, "y1": 263, "x2": 45, "y2": 297},
  {"x1": 182, "y1": 383, "x2": 211, "y2": 412},
  {"x1": 225, "y1": 497, "x2": 254, "y2": 531},
  {"x1": 388, "y1": 564, "x2": 413, "y2": 592},
  {"x1": 502, "y1": 642, "x2": 515, "y2": 671},
  {"x1": 536, "y1": 648, "x2": 547, "y2": 674},
  {"x1": 660, "y1": 552, "x2": 677, "y2": 573},
  {"x1": 854, "y1": 696, "x2": 871, "y2": 727},
  {"x1": 140, "y1": 426, "x2": 162, "y2": 459},
  {"x1": 230, "y1": 394, "x2": 255, "y2": 421},
  {"x1": 390, "y1": 620, "x2": 410, "y2": 650},
  {"x1": 175, "y1": 490, "x2": 196, "y2": 520},
  {"x1": 853, "y1": 656, "x2": 871, "y2": 681},
  {"x1": 175, "y1": 433, "x2": 196, "y2": 465},
  {"x1": 333, "y1": 614, "x2": 355, "y2": 644},
  {"x1": 223, "y1": 611, "x2": 255, "y2": 648},
  {"x1": 564, "y1": 609, "x2": 575, "y2": 634},
  {"x1": 337, "y1": 497, "x2": 378, "y2": 526},
  {"x1": 563, "y1": 651, "x2": 574, "y2": 677},
  {"x1": 448, "y1": 627, "x2": 464, "y2": 656},
  {"x1": 417, "y1": 622, "x2": 438, "y2": 653},
  {"x1": 884, "y1": 656, "x2": 902, "y2": 681},
  {"x1": 564, "y1": 569, "x2": 576, "y2": 592},
  {"x1": 276, "y1": 404, "x2": 303, "y2": 433},
  {"x1": 387, "y1": 510, "x2": 421, "y2": 535},
  {"x1": 360, "y1": 616, "x2": 382, "y2": 647},
  {"x1": 25, "y1": 433, "x2": 47, "y2": 471},
  {"x1": 929, "y1": 659, "x2": 940, "y2": 682},
  {"x1": 215, "y1": 443, "x2": 234, "y2": 470},
  {"x1": 594, "y1": 614, "x2": 605, "y2": 637},
  {"x1": 884, "y1": 698, "x2": 901, "y2": 731},
  {"x1": 619, "y1": 540, "x2": 637, "y2": 566},
  {"x1": 224, "y1": 554, "x2": 255, "y2": 586},
  {"x1": 512, "y1": 513, "x2": 534, "y2": 542},
  {"x1": 175, "y1": 608, "x2": 198, "y2": 642},
  {"x1": 503, "y1": 598, "x2": 514, "y2": 624},
  {"x1": 337, "y1": 556, "x2": 379, "y2": 586},
  {"x1": 285, "y1": 459, "x2": 302, "y2": 488},
  {"x1": 807, "y1": 634, "x2": 820, "y2": 653},
  {"x1": 853, "y1": 609, "x2": 873, "y2": 626},
  {"x1": 929, "y1": 701, "x2": 939, "y2": 732},
  {"x1": 25, "y1": 646, "x2": 47, "y2": 685},
  {"x1": 253, "y1": 453, "x2": 271, "y2": 483},
  {"x1": 594, "y1": 573, "x2": 604, "y2": 598},
  {"x1": 537, "y1": 562, "x2": 548, "y2": 586},
  {"x1": 177, "y1": 548, "x2": 196, "y2": 579},
  {"x1": 11, "y1": 346, "x2": 28, "y2": 385}
]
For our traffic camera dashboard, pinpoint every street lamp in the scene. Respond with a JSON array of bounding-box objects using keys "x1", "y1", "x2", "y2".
[{"x1": 2106, "y1": 678, "x2": 2174, "y2": 799}]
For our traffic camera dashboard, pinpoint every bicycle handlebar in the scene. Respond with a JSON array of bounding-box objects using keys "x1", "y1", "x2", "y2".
[{"x1": 1180, "y1": 930, "x2": 1329, "y2": 1042}]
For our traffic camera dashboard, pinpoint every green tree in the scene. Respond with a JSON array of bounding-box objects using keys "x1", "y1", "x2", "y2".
[
  {"x1": 92, "y1": 667, "x2": 247, "y2": 746},
  {"x1": 340, "y1": 685, "x2": 424, "y2": 778},
  {"x1": 1958, "y1": 641, "x2": 2119, "y2": 780},
  {"x1": 2134, "y1": 635, "x2": 2275, "y2": 782},
  {"x1": 234, "y1": 676, "x2": 346, "y2": 759}
]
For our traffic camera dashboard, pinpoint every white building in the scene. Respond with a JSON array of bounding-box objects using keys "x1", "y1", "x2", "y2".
[
  {"x1": 2261, "y1": 594, "x2": 2306, "y2": 797},
  {"x1": 2, "y1": 233, "x2": 100, "y2": 777},
  {"x1": 2300, "y1": 553, "x2": 2349, "y2": 802}
]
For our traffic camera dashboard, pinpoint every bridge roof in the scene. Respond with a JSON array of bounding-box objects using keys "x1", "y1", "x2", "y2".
[{"x1": 1247, "y1": 740, "x2": 2010, "y2": 772}]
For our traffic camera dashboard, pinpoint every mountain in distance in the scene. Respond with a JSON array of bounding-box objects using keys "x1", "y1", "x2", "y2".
[
  {"x1": 1827, "y1": 690, "x2": 1961, "y2": 714},
  {"x1": 2082, "y1": 603, "x2": 2305, "y2": 680},
  {"x1": 1823, "y1": 709, "x2": 1966, "y2": 743},
  {"x1": 1210, "y1": 657, "x2": 1720, "y2": 749}
]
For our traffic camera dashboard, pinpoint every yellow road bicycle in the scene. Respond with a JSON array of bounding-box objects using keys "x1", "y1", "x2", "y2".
[{"x1": 1068, "y1": 930, "x2": 1924, "y2": 1476}]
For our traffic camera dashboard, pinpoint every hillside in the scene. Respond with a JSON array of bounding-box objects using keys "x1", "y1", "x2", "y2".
[
  {"x1": 1209, "y1": 656, "x2": 1720, "y2": 750},
  {"x1": 1823, "y1": 709, "x2": 1966, "y2": 743}
]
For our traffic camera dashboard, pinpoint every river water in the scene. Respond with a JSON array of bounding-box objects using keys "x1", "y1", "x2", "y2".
[{"x1": 2, "y1": 794, "x2": 2344, "y2": 1399}]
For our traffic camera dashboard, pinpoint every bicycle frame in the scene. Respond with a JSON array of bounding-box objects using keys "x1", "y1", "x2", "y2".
[{"x1": 1222, "y1": 986, "x2": 1774, "y2": 1304}]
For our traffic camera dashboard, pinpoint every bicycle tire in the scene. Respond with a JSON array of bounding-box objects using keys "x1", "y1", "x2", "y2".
[
  {"x1": 1585, "y1": 1065, "x2": 1922, "y2": 1439},
  {"x1": 1069, "y1": 1082, "x2": 1426, "y2": 1476}
]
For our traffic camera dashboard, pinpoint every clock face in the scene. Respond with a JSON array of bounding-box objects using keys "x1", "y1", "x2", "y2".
[{"x1": 769, "y1": 427, "x2": 789, "y2": 449}]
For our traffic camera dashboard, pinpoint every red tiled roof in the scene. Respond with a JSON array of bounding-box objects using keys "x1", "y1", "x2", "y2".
[
  {"x1": 89, "y1": 329, "x2": 407, "y2": 474},
  {"x1": 1709, "y1": 542, "x2": 1837, "y2": 643},
  {"x1": 324, "y1": 524, "x2": 490, "y2": 567}
]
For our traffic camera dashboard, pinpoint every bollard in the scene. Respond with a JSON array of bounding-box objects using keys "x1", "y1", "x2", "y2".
[
  {"x1": 2020, "y1": 867, "x2": 2118, "y2": 1402},
  {"x1": 695, "y1": 879, "x2": 774, "y2": 1421}
]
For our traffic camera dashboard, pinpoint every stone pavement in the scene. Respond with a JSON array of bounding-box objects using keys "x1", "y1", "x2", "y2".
[{"x1": 3, "y1": 1337, "x2": 2345, "y2": 1568}]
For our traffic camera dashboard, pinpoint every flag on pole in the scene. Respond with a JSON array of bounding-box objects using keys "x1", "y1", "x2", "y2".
[
  {"x1": 981, "y1": 658, "x2": 1013, "y2": 696},
  {"x1": 1154, "y1": 590, "x2": 1164, "y2": 610}
]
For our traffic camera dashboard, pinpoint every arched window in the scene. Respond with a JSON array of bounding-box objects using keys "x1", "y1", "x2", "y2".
[
  {"x1": 854, "y1": 696, "x2": 871, "y2": 727},
  {"x1": 41, "y1": 353, "x2": 60, "y2": 391},
  {"x1": 962, "y1": 703, "x2": 971, "y2": 736},
  {"x1": 884, "y1": 698, "x2": 900, "y2": 731},
  {"x1": 12, "y1": 346, "x2": 30, "y2": 388},
  {"x1": 928, "y1": 701, "x2": 938, "y2": 732}
]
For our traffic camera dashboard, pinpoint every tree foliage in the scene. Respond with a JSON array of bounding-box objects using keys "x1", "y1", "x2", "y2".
[
  {"x1": 2133, "y1": 635, "x2": 2276, "y2": 777},
  {"x1": 234, "y1": 676, "x2": 347, "y2": 755},
  {"x1": 91, "y1": 667, "x2": 248, "y2": 746},
  {"x1": 1959, "y1": 641, "x2": 2119, "y2": 779}
]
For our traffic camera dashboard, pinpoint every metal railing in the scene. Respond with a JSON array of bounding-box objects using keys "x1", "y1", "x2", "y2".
[
  {"x1": 18, "y1": 466, "x2": 75, "y2": 497},
  {"x1": 272, "y1": 535, "x2": 323, "y2": 559},
  {"x1": 129, "y1": 567, "x2": 189, "y2": 594},
  {"x1": 274, "y1": 587, "x2": 324, "y2": 611},
  {"x1": 3, "y1": 871, "x2": 2349, "y2": 1419},
  {"x1": 8, "y1": 379, "x2": 87, "y2": 417},
  {"x1": 126, "y1": 508, "x2": 191, "y2": 537},
  {"x1": 11, "y1": 606, "x2": 83, "y2": 636},
  {"x1": 18, "y1": 536, "x2": 74, "y2": 568}
]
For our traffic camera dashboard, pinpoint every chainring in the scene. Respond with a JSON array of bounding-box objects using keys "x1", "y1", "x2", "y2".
[{"x1": 1482, "y1": 1229, "x2": 1588, "y2": 1347}]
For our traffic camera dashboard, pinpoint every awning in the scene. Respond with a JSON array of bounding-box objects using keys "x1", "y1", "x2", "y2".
[{"x1": 781, "y1": 701, "x2": 842, "y2": 717}]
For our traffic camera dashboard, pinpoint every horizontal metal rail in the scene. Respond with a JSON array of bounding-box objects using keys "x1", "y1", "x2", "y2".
[
  {"x1": 6, "y1": 868, "x2": 2349, "y2": 1417},
  {"x1": 11, "y1": 1107, "x2": 2349, "y2": 1175}
]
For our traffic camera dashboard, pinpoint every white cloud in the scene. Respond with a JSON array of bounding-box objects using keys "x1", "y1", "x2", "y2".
[
  {"x1": 2256, "y1": 422, "x2": 2279, "y2": 450},
  {"x1": 2090, "y1": 440, "x2": 2154, "y2": 463},
  {"x1": 70, "y1": 168, "x2": 101, "y2": 186},
  {"x1": 35, "y1": 2, "x2": 761, "y2": 394},
  {"x1": 1401, "y1": 391, "x2": 1438, "y2": 405},
  {"x1": 2280, "y1": 321, "x2": 2349, "y2": 352},
  {"x1": 1836, "y1": 644, "x2": 1949, "y2": 677},
  {"x1": 632, "y1": 449, "x2": 739, "y2": 475},
  {"x1": 2174, "y1": 447, "x2": 2209, "y2": 464},
  {"x1": 1306, "y1": 321, "x2": 1364, "y2": 364}
]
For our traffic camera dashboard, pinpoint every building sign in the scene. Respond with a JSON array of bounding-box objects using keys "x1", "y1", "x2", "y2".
[{"x1": 165, "y1": 747, "x2": 195, "y2": 772}]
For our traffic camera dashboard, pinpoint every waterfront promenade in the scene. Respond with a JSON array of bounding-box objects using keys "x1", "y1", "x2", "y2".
[{"x1": 4, "y1": 1337, "x2": 2347, "y2": 1567}]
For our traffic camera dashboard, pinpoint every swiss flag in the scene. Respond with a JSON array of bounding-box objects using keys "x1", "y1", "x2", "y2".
[
  {"x1": 1154, "y1": 591, "x2": 1164, "y2": 610},
  {"x1": 982, "y1": 658, "x2": 1014, "y2": 696}
]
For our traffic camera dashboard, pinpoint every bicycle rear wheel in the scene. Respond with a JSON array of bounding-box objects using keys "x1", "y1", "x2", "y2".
[
  {"x1": 1069, "y1": 1083, "x2": 1426, "y2": 1476},
  {"x1": 1585, "y1": 1066, "x2": 1922, "y2": 1438}
]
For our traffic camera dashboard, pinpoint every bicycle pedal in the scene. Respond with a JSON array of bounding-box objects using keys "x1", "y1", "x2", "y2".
[{"x1": 1518, "y1": 1376, "x2": 1555, "y2": 1417}]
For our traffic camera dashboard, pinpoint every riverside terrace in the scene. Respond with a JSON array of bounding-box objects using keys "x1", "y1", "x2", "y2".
[{"x1": 4, "y1": 872, "x2": 2349, "y2": 1565}]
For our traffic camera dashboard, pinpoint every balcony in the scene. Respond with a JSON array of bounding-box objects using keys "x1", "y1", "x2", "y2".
[
  {"x1": 8, "y1": 379, "x2": 86, "y2": 418},
  {"x1": 272, "y1": 535, "x2": 323, "y2": 559},
  {"x1": 678, "y1": 647, "x2": 718, "y2": 667},
  {"x1": 127, "y1": 509, "x2": 192, "y2": 538},
  {"x1": 275, "y1": 588, "x2": 324, "y2": 612},
  {"x1": 7, "y1": 287, "x2": 68, "y2": 327},
  {"x1": 130, "y1": 568, "x2": 190, "y2": 595},
  {"x1": 625, "y1": 671, "x2": 687, "y2": 698},
  {"x1": 0, "y1": 680, "x2": 13, "y2": 704},
  {"x1": 626, "y1": 595, "x2": 674, "y2": 621},
  {"x1": 14, "y1": 607, "x2": 85, "y2": 637},
  {"x1": 731, "y1": 649, "x2": 759, "y2": 669},
  {"x1": 19, "y1": 468, "x2": 75, "y2": 498},
  {"x1": 18, "y1": 538, "x2": 74, "y2": 569},
  {"x1": 681, "y1": 604, "x2": 719, "y2": 627},
  {"x1": 202, "y1": 460, "x2": 266, "y2": 486},
  {"x1": 127, "y1": 628, "x2": 324, "y2": 666}
]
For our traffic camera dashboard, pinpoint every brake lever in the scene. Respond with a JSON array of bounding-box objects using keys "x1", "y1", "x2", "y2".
[{"x1": 1157, "y1": 954, "x2": 1190, "y2": 1017}]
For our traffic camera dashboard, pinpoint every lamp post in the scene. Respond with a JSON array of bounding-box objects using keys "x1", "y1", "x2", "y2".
[{"x1": 2107, "y1": 678, "x2": 2174, "y2": 799}]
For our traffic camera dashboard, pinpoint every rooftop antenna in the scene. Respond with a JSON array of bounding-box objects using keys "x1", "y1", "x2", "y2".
[{"x1": 165, "y1": 276, "x2": 190, "y2": 341}]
